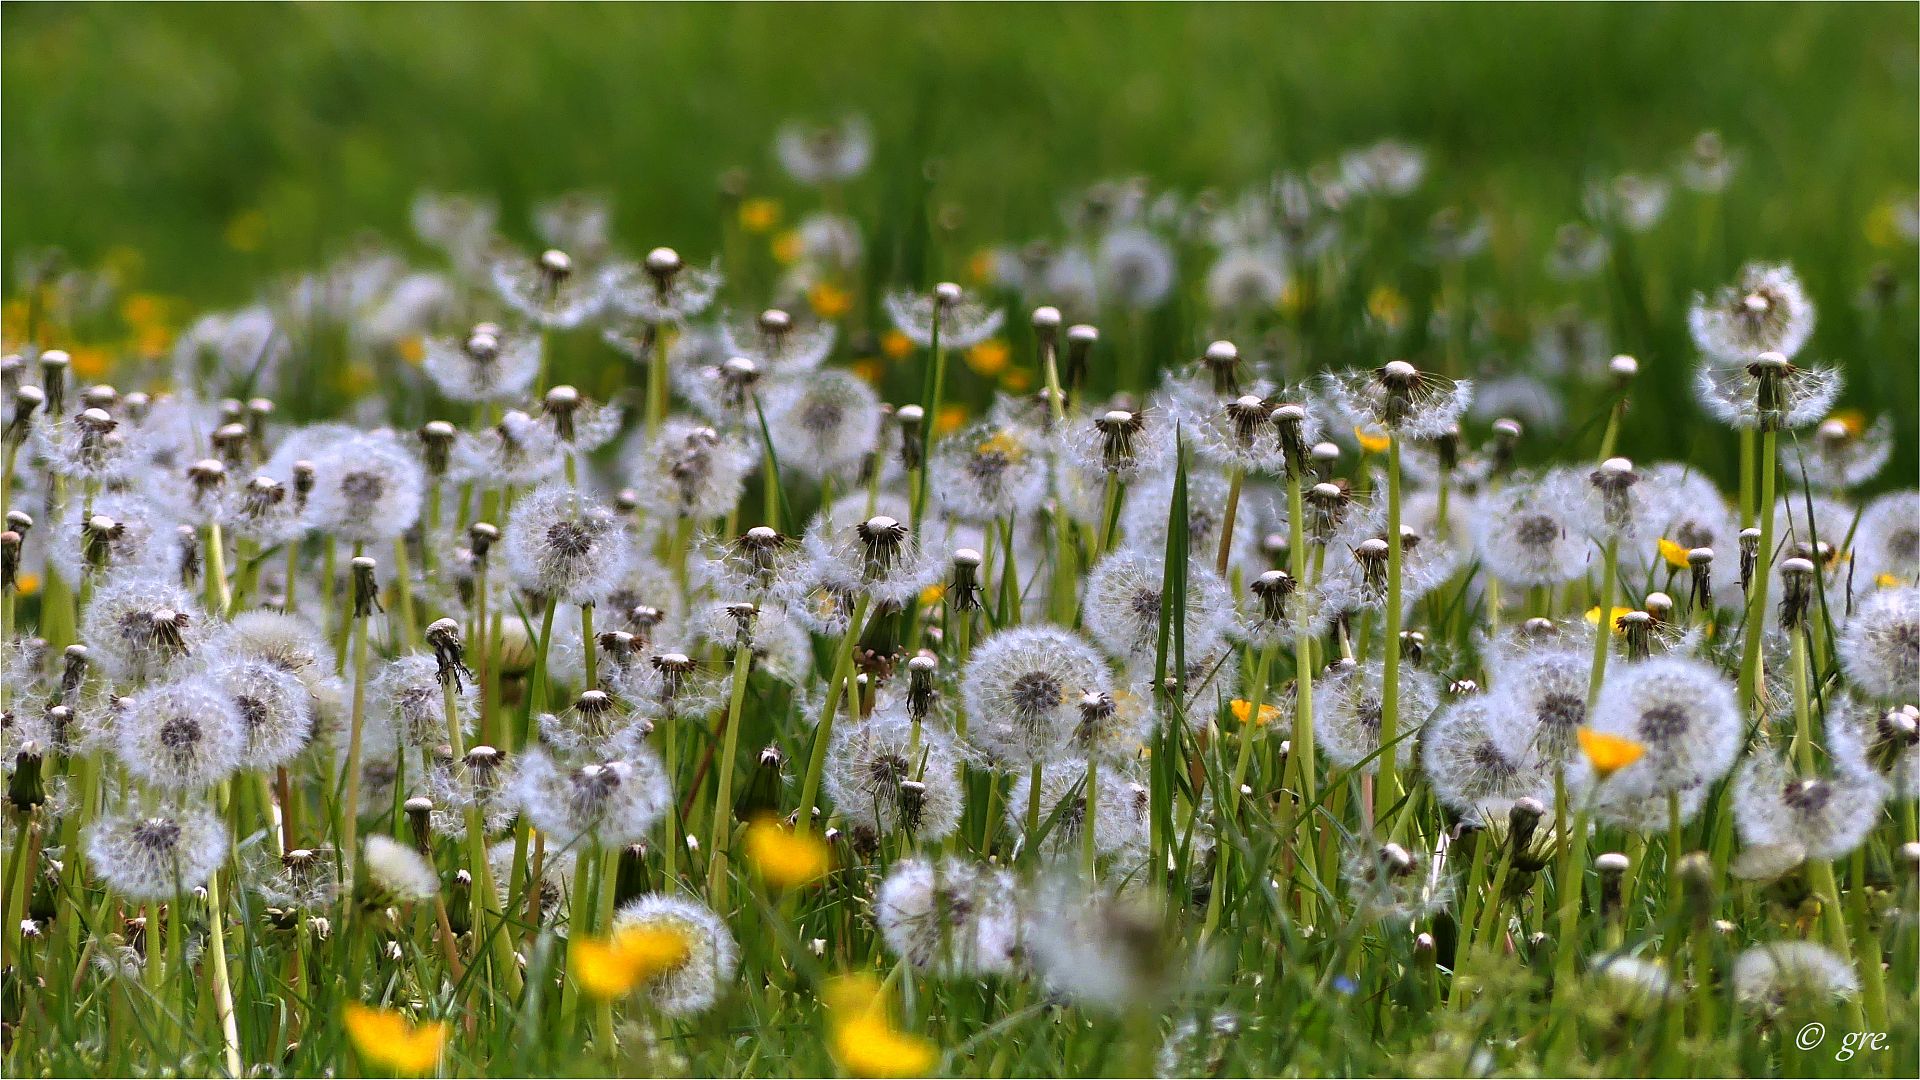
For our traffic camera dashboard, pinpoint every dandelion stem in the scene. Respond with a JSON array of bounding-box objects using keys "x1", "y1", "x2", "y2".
[
  {"x1": 1379, "y1": 435, "x2": 1405, "y2": 827},
  {"x1": 203, "y1": 867, "x2": 243, "y2": 1078},
  {"x1": 708, "y1": 638, "x2": 753, "y2": 903},
  {"x1": 797, "y1": 595, "x2": 871, "y2": 837},
  {"x1": 205, "y1": 520, "x2": 232, "y2": 618},
  {"x1": 1587, "y1": 535, "x2": 1619, "y2": 705},
  {"x1": 1738, "y1": 429, "x2": 1776, "y2": 712},
  {"x1": 1215, "y1": 465, "x2": 1244, "y2": 577}
]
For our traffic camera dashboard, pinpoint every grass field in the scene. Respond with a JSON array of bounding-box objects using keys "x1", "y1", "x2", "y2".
[{"x1": 1, "y1": 4, "x2": 1917, "y2": 1079}]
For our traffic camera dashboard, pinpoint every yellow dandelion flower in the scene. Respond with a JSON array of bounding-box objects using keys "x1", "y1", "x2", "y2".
[
  {"x1": 134, "y1": 324, "x2": 173, "y2": 358},
  {"x1": 575, "y1": 925, "x2": 692, "y2": 999},
  {"x1": 1229, "y1": 699, "x2": 1283, "y2": 728},
  {"x1": 121, "y1": 293, "x2": 168, "y2": 329},
  {"x1": 880, "y1": 329, "x2": 915, "y2": 361},
  {"x1": 335, "y1": 362, "x2": 377, "y2": 396},
  {"x1": 999, "y1": 368, "x2": 1032, "y2": 392},
  {"x1": 1877, "y1": 573, "x2": 1904, "y2": 589},
  {"x1": 1657, "y1": 538, "x2": 1691, "y2": 570},
  {"x1": 831, "y1": 1013, "x2": 939, "y2": 1079},
  {"x1": 967, "y1": 248, "x2": 996, "y2": 284},
  {"x1": 1585, "y1": 606, "x2": 1636, "y2": 632},
  {"x1": 919, "y1": 583, "x2": 947, "y2": 606},
  {"x1": 934, "y1": 404, "x2": 968, "y2": 436},
  {"x1": 574, "y1": 937, "x2": 644, "y2": 999},
  {"x1": 69, "y1": 346, "x2": 111, "y2": 381},
  {"x1": 964, "y1": 338, "x2": 1010, "y2": 377},
  {"x1": 744, "y1": 817, "x2": 830, "y2": 887},
  {"x1": 1577, "y1": 727, "x2": 1645, "y2": 779},
  {"x1": 809, "y1": 282, "x2": 853, "y2": 320},
  {"x1": 1366, "y1": 284, "x2": 1406, "y2": 330},
  {"x1": 1826, "y1": 409, "x2": 1867, "y2": 438},
  {"x1": 397, "y1": 335, "x2": 426, "y2": 366},
  {"x1": 1353, "y1": 425, "x2": 1391, "y2": 454},
  {"x1": 17, "y1": 572, "x2": 40, "y2": 597},
  {"x1": 342, "y1": 1003, "x2": 447, "y2": 1077},
  {"x1": 771, "y1": 230, "x2": 803, "y2": 265},
  {"x1": 851, "y1": 358, "x2": 886, "y2": 386},
  {"x1": 974, "y1": 430, "x2": 1026, "y2": 463},
  {"x1": 738, "y1": 196, "x2": 782, "y2": 234},
  {"x1": 1279, "y1": 278, "x2": 1304, "y2": 316}
]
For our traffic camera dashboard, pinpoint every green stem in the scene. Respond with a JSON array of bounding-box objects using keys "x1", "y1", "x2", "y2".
[
  {"x1": 796, "y1": 595, "x2": 871, "y2": 835},
  {"x1": 1738, "y1": 429, "x2": 1777, "y2": 712},
  {"x1": 1379, "y1": 436, "x2": 1404, "y2": 827},
  {"x1": 708, "y1": 640, "x2": 753, "y2": 902},
  {"x1": 1588, "y1": 534, "x2": 1619, "y2": 705}
]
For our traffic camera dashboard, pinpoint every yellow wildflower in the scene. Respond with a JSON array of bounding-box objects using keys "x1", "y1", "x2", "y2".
[
  {"x1": 1657, "y1": 538, "x2": 1691, "y2": 570},
  {"x1": 1577, "y1": 728, "x2": 1645, "y2": 779},
  {"x1": 341, "y1": 1003, "x2": 447, "y2": 1077},
  {"x1": 1229, "y1": 699, "x2": 1283, "y2": 728},
  {"x1": 808, "y1": 282, "x2": 853, "y2": 320},
  {"x1": 1827, "y1": 409, "x2": 1867, "y2": 438},
  {"x1": 574, "y1": 926, "x2": 692, "y2": 999},
  {"x1": 1877, "y1": 573, "x2": 1904, "y2": 589},
  {"x1": 964, "y1": 338, "x2": 1010, "y2": 377},
  {"x1": 17, "y1": 572, "x2": 40, "y2": 597},
  {"x1": 1354, "y1": 425, "x2": 1391, "y2": 454},
  {"x1": 738, "y1": 196, "x2": 782, "y2": 233},
  {"x1": 831, "y1": 1013, "x2": 939, "y2": 1079},
  {"x1": 771, "y1": 230, "x2": 803, "y2": 265},
  {"x1": 851, "y1": 358, "x2": 886, "y2": 386},
  {"x1": 69, "y1": 346, "x2": 111, "y2": 381},
  {"x1": 880, "y1": 329, "x2": 915, "y2": 361},
  {"x1": 934, "y1": 404, "x2": 968, "y2": 436},
  {"x1": 999, "y1": 368, "x2": 1032, "y2": 392},
  {"x1": 1366, "y1": 284, "x2": 1406, "y2": 330},
  {"x1": 397, "y1": 335, "x2": 426, "y2": 366},
  {"x1": 967, "y1": 248, "x2": 996, "y2": 284},
  {"x1": 744, "y1": 817, "x2": 830, "y2": 888},
  {"x1": 1585, "y1": 606, "x2": 1636, "y2": 632},
  {"x1": 919, "y1": 583, "x2": 947, "y2": 607}
]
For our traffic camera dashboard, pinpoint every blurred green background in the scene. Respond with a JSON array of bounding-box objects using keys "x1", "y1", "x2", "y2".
[{"x1": 3, "y1": 2, "x2": 1916, "y2": 477}]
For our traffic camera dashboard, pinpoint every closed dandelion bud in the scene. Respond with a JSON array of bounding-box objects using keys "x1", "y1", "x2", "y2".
[
  {"x1": 211, "y1": 422, "x2": 249, "y2": 472},
  {"x1": 1251, "y1": 569, "x2": 1296, "y2": 622},
  {"x1": 1414, "y1": 932, "x2": 1437, "y2": 970},
  {"x1": 1375, "y1": 360, "x2": 1423, "y2": 428},
  {"x1": 6, "y1": 384, "x2": 45, "y2": 447},
  {"x1": 1491, "y1": 418, "x2": 1523, "y2": 473},
  {"x1": 895, "y1": 404, "x2": 925, "y2": 471},
  {"x1": 405, "y1": 796, "x2": 435, "y2": 854},
  {"x1": 1271, "y1": 403, "x2": 1311, "y2": 477},
  {"x1": 1609, "y1": 354, "x2": 1639, "y2": 385},
  {"x1": 1618, "y1": 609, "x2": 1654, "y2": 660},
  {"x1": 907, "y1": 654, "x2": 938, "y2": 721},
  {"x1": 643, "y1": 246, "x2": 682, "y2": 291},
  {"x1": 419, "y1": 420, "x2": 456, "y2": 477},
  {"x1": 39, "y1": 349, "x2": 69, "y2": 416},
  {"x1": 425, "y1": 618, "x2": 470, "y2": 691},
  {"x1": 8, "y1": 746, "x2": 45, "y2": 811},
  {"x1": 1596, "y1": 851, "x2": 1630, "y2": 915},
  {"x1": 1589, "y1": 457, "x2": 1639, "y2": 528},
  {"x1": 242, "y1": 395, "x2": 273, "y2": 440},
  {"x1": 538, "y1": 248, "x2": 574, "y2": 290},
  {"x1": 350, "y1": 556, "x2": 383, "y2": 617},
  {"x1": 1065, "y1": 323, "x2": 1098, "y2": 390},
  {"x1": 290, "y1": 460, "x2": 316, "y2": 512},
  {"x1": 949, "y1": 548, "x2": 983, "y2": 611},
  {"x1": 1645, "y1": 591, "x2": 1674, "y2": 625},
  {"x1": 1203, "y1": 340, "x2": 1241, "y2": 395},
  {"x1": 219, "y1": 397, "x2": 245, "y2": 425},
  {"x1": 613, "y1": 842, "x2": 651, "y2": 908},
  {"x1": 1262, "y1": 532, "x2": 1288, "y2": 565},
  {"x1": 1310, "y1": 440, "x2": 1341, "y2": 479},
  {"x1": 5, "y1": 509, "x2": 30, "y2": 538},
  {"x1": 1031, "y1": 305, "x2": 1062, "y2": 355},
  {"x1": 0, "y1": 530, "x2": 18, "y2": 590},
  {"x1": 1353, "y1": 537, "x2": 1390, "y2": 596},
  {"x1": 1738, "y1": 528, "x2": 1761, "y2": 594},
  {"x1": 1095, "y1": 409, "x2": 1146, "y2": 472},
  {"x1": 1508, "y1": 797, "x2": 1544, "y2": 863},
  {"x1": 1400, "y1": 630, "x2": 1426, "y2": 666},
  {"x1": 1433, "y1": 423, "x2": 1461, "y2": 472},
  {"x1": 1306, "y1": 482, "x2": 1350, "y2": 544},
  {"x1": 1677, "y1": 851, "x2": 1716, "y2": 924},
  {"x1": 468, "y1": 521, "x2": 499, "y2": 568},
  {"x1": 1778, "y1": 556, "x2": 1816, "y2": 631},
  {"x1": 60, "y1": 644, "x2": 88, "y2": 702},
  {"x1": 174, "y1": 525, "x2": 201, "y2": 586},
  {"x1": 737, "y1": 745, "x2": 786, "y2": 824}
]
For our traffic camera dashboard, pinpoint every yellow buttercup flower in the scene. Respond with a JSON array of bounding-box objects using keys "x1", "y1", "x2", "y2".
[
  {"x1": 1229, "y1": 699, "x2": 1283, "y2": 728},
  {"x1": 738, "y1": 196, "x2": 782, "y2": 234},
  {"x1": 1577, "y1": 728, "x2": 1645, "y2": 779},
  {"x1": 964, "y1": 338, "x2": 1010, "y2": 377},
  {"x1": 341, "y1": 1003, "x2": 447, "y2": 1076},
  {"x1": 1354, "y1": 425, "x2": 1391, "y2": 454},
  {"x1": 919, "y1": 583, "x2": 947, "y2": 607},
  {"x1": 808, "y1": 282, "x2": 853, "y2": 320},
  {"x1": 744, "y1": 817, "x2": 830, "y2": 887},
  {"x1": 1657, "y1": 538, "x2": 1691, "y2": 570}
]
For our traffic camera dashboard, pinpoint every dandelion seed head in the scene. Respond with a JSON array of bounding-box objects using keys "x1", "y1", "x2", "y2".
[
  {"x1": 1838, "y1": 586, "x2": 1920, "y2": 700},
  {"x1": 1314, "y1": 657, "x2": 1440, "y2": 773},
  {"x1": 875, "y1": 855, "x2": 1023, "y2": 976},
  {"x1": 1689, "y1": 263, "x2": 1816, "y2": 363},
  {"x1": 86, "y1": 802, "x2": 228, "y2": 901},
  {"x1": 1733, "y1": 941, "x2": 1859, "y2": 1008},
  {"x1": 824, "y1": 715, "x2": 965, "y2": 841},
  {"x1": 1083, "y1": 549, "x2": 1234, "y2": 662},
  {"x1": 963, "y1": 625, "x2": 1111, "y2": 768},
  {"x1": 612, "y1": 894, "x2": 738, "y2": 1015},
  {"x1": 512, "y1": 747, "x2": 673, "y2": 849},
  {"x1": 363, "y1": 834, "x2": 440, "y2": 902},
  {"x1": 502, "y1": 484, "x2": 634, "y2": 605}
]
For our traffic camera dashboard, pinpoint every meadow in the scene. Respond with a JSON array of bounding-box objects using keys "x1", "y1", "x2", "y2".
[{"x1": 1, "y1": 3, "x2": 1918, "y2": 1078}]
